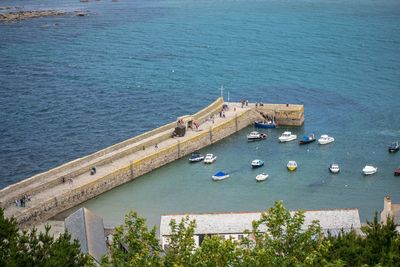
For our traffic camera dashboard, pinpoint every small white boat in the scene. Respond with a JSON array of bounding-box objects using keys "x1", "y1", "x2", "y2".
[
  {"x1": 256, "y1": 173, "x2": 269, "y2": 182},
  {"x1": 329, "y1": 163, "x2": 340, "y2": 174},
  {"x1": 212, "y1": 171, "x2": 230, "y2": 181},
  {"x1": 318, "y1": 135, "x2": 335, "y2": 145},
  {"x1": 279, "y1": 131, "x2": 297, "y2": 142},
  {"x1": 251, "y1": 159, "x2": 264, "y2": 168},
  {"x1": 247, "y1": 131, "x2": 267, "y2": 142},
  {"x1": 204, "y1": 153, "x2": 217, "y2": 164},
  {"x1": 287, "y1": 161, "x2": 297, "y2": 171},
  {"x1": 363, "y1": 165, "x2": 377, "y2": 175}
]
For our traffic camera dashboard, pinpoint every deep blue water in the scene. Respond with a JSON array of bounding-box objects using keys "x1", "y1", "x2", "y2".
[{"x1": 1, "y1": 0, "x2": 400, "y2": 224}]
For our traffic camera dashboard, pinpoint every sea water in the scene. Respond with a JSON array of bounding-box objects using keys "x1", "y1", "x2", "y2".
[{"x1": 0, "y1": 0, "x2": 399, "y2": 227}]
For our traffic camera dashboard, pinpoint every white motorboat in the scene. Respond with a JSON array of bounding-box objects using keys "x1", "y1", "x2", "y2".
[
  {"x1": 256, "y1": 173, "x2": 269, "y2": 182},
  {"x1": 212, "y1": 171, "x2": 230, "y2": 181},
  {"x1": 318, "y1": 135, "x2": 335, "y2": 145},
  {"x1": 251, "y1": 159, "x2": 264, "y2": 168},
  {"x1": 287, "y1": 161, "x2": 297, "y2": 171},
  {"x1": 363, "y1": 165, "x2": 377, "y2": 175},
  {"x1": 279, "y1": 131, "x2": 297, "y2": 142},
  {"x1": 329, "y1": 163, "x2": 340, "y2": 174},
  {"x1": 204, "y1": 153, "x2": 217, "y2": 164},
  {"x1": 247, "y1": 131, "x2": 267, "y2": 142}
]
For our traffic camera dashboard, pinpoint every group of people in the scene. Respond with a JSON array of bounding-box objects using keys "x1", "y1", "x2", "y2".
[
  {"x1": 241, "y1": 99, "x2": 249, "y2": 108},
  {"x1": 15, "y1": 194, "x2": 31, "y2": 207},
  {"x1": 219, "y1": 108, "x2": 226, "y2": 118}
]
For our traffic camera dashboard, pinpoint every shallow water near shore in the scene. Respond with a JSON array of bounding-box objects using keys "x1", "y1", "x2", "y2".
[{"x1": 1, "y1": 0, "x2": 400, "y2": 226}]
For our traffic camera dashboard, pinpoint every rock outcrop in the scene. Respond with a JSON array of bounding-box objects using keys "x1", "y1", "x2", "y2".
[{"x1": 0, "y1": 10, "x2": 66, "y2": 22}]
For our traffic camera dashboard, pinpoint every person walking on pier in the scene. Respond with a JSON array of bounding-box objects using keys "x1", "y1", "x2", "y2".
[{"x1": 90, "y1": 166, "x2": 97, "y2": 175}]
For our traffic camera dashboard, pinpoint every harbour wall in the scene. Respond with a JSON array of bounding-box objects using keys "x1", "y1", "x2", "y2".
[
  {"x1": 14, "y1": 109, "x2": 255, "y2": 227},
  {"x1": 1, "y1": 99, "x2": 304, "y2": 227},
  {"x1": 0, "y1": 98, "x2": 225, "y2": 206}
]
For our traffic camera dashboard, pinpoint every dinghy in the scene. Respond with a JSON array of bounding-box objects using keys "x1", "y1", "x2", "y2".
[
  {"x1": 256, "y1": 173, "x2": 269, "y2": 182},
  {"x1": 212, "y1": 171, "x2": 230, "y2": 181}
]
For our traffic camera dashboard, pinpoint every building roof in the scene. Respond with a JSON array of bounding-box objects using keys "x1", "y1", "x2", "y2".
[
  {"x1": 160, "y1": 209, "x2": 361, "y2": 237},
  {"x1": 64, "y1": 207, "x2": 107, "y2": 264}
]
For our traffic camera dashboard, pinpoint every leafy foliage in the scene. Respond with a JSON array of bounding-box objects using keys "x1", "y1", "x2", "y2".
[
  {"x1": 101, "y1": 211, "x2": 162, "y2": 267},
  {"x1": 54, "y1": 200, "x2": 398, "y2": 267},
  {"x1": 245, "y1": 200, "x2": 330, "y2": 266},
  {"x1": 0, "y1": 208, "x2": 93, "y2": 267},
  {"x1": 327, "y1": 212, "x2": 400, "y2": 267},
  {"x1": 163, "y1": 216, "x2": 196, "y2": 267}
]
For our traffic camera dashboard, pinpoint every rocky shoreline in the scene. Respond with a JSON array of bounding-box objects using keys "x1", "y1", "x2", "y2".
[{"x1": 0, "y1": 9, "x2": 67, "y2": 22}]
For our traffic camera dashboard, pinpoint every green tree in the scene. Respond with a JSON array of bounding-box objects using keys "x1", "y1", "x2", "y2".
[
  {"x1": 0, "y1": 208, "x2": 19, "y2": 266},
  {"x1": 163, "y1": 216, "x2": 196, "y2": 267},
  {"x1": 0, "y1": 208, "x2": 92, "y2": 267},
  {"x1": 101, "y1": 211, "x2": 162, "y2": 267},
  {"x1": 193, "y1": 235, "x2": 242, "y2": 267},
  {"x1": 326, "y1": 212, "x2": 400, "y2": 267},
  {"x1": 247, "y1": 200, "x2": 330, "y2": 266},
  {"x1": 362, "y1": 212, "x2": 400, "y2": 266}
]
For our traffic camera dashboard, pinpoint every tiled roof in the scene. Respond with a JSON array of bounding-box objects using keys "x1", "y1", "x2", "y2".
[
  {"x1": 64, "y1": 208, "x2": 107, "y2": 264},
  {"x1": 160, "y1": 209, "x2": 361, "y2": 236}
]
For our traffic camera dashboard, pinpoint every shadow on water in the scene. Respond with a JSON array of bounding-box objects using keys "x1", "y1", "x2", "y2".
[{"x1": 308, "y1": 176, "x2": 331, "y2": 192}]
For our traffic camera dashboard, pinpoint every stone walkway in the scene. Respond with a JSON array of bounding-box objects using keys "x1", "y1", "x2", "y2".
[{"x1": 3, "y1": 102, "x2": 252, "y2": 221}]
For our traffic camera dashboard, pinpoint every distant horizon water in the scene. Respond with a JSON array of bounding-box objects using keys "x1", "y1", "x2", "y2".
[{"x1": 1, "y1": 0, "x2": 399, "y2": 226}]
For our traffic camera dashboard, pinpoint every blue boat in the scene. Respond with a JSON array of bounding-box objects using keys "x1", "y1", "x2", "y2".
[
  {"x1": 254, "y1": 120, "x2": 277, "y2": 129},
  {"x1": 299, "y1": 134, "x2": 316, "y2": 145},
  {"x1": 212, "y1": 171, "x2": 230, "y2": 181}
]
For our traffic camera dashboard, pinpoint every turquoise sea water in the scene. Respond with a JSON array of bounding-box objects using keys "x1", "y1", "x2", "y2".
[{"x1": 1, "y1": 0, "x2": 400, "y2": 226}]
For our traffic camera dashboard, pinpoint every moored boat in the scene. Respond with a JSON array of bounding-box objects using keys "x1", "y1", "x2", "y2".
[
  {"x1": 287, "y1": 161, "x2": 297, "y2": 171},
  {"x1": 388, "y1": 142, "x2": 399, "y2": 153},
  {"x1": 251, "y1": 159, "x2": 264, "y2": 168},
  {"x1": 255, "y1": 120, "x2": 276, "y2": 129},
  {"x1": 362, "y1": 165, "x2": 377, "y2": 175},
  {"x1": 247, "y1": 131, "x2": 267, "y2": 142},
  {"x1": 318, "y1": 135, "x2": 334, "y2": 145},
  {"x1": 189, "y1": 153, "x2": 204, "y2": 162},
  {"x1": 204, "y1": 153, "x2": 217, "y2": 164},
  {"x1": 329, "y1": 163, "x2": 340, "y2": 174},
  {"x1": 212, "y1": 171, "x2": 230, "y2": 181},
  {"x1": 279, "y1": 131, "x2": 297, "y2": 142},
  {"x1": 299, "y1": 134, "x2": 316, "y2": 145},
  {"x1": 256, "y1": 173, "x2": 269, "y2": 182},
  {"x1": 394, "y1": 168, "x2": 400, "y2": 176}
]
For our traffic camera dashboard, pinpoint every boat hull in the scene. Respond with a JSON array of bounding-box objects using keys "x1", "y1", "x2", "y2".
[
  {"x1": 318, "y1": 140, "x2": 334, "y2": 145},
  {"x1": 247, "y1": 134, "x2": 267, "y2": 142},
  {"x1": 212, "y1": 175, "x2": 230, "y2": 181},
  {"x1": 287, "y1": 166, "x2": 297, "y2": 171},
  {"x1": 329, "y1": 168, "x2": 340, "y2": 174},
  {"x1": 252, "y1": 163, "x2": 264, "y2": 168},
  {"x1": 363, "y1": 167, "x2": 377, "y2": 175},
  {"x1": 299, "y1": 139, "x2": 316, "y2": 145},
  {"x1": 256, "y1": 174, "x2": 269, "y2": 182},
  {"x1": 279, "y1": 136, "x2": 297, "y2": 142},
  {"x1": 189, "y1": 156, "x2": 204, "y2": 162},
  {"x1": 389, "y1": 147, "x2": 399, "y2": 153},
  {"x1": 254, "y1": 121, "x2": 276, "y2": 129}
]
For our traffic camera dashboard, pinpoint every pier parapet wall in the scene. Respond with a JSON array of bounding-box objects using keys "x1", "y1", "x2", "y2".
[
  {"x1": 254, "y1": 103, "x2": 304, "y2": 126},
  {"x1": 0, "y1": 99, "x2": 303, "y2": 227}
]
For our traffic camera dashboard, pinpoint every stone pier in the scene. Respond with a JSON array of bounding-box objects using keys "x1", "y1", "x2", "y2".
[{"x1": 0, "y1": 98, "x2": 304, "y2": 228}]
